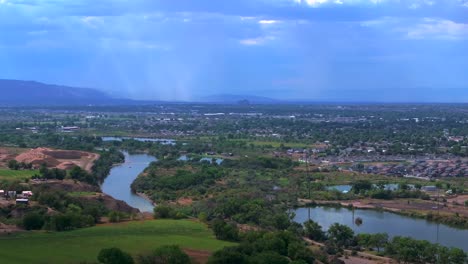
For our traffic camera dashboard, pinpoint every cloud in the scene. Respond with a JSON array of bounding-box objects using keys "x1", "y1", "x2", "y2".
[
  {"x1": 259, "y1": 19, "x2": 279, "y2": 24},
  {"x1": 291, "y1": 0, "x2": 385, "y2": 6},
  {"x1": 239, "y1": 36, "x2": 275, "y2": 45},
  {"x1": 290, "y1": 0, "x2": 467, "y2": 8},
  {"x1": 81, "y1": 16, "x2": 103, "y2": 28},
  {"x1": 406, "y1": 18, "x2": 468, "y2": 39}
]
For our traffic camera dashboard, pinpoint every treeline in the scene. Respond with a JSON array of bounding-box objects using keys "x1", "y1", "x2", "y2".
[
  {"x1": 89, "y1": 245, "x2": 191, "y2": 264},
  {"x1": 351, "y1": 180, "x2": 431, "y2": 200},
  {"x1": 92, "y1": 148, "x2": 125, "y2": 183},
  {"x1": 0, "y1": 133, "x2": 102, "y2": 152}
]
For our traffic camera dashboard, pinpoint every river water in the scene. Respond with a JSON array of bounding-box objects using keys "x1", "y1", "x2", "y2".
[
  {"x1": 294, "y1": 206, "x2": 468, "y2": 251},
  {"x1": 101, "y1": 152, "x2": 156, "y2": 213}
]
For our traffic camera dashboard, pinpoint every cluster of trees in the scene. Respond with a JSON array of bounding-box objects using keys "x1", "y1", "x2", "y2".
[
  {"x1": 92, "y1": 148, "x2": 125, "y2": 183},
  {"x1": 132, "y1": 164, "x2": 226, "y2": 201},
  {"x1": 7, "y1": 160, "x2": 32, "y2": 170},
  {"x1": 195, "y1": 193, "x2": 291, "y2": 230},
  {"x1": 96, "y1": 245, "x2": 191, "y2": 264},
  {"x1": 36, "y1": 165, "x2": 67, "y2": 180},
  {"x1": 385, "y1": 236, "x2": 467, "y2": 264},
  {"x1": 153, "y1": 205, "x2": 186, "y2": 220},
  {"x1": 208, "y1": 230, "x2": 315, "y2": 264},
  {"x1": 21, "y1": 188, "x2": 108, "y2": 231},
  {"x1": 223, "y1": 156, "x2": 296, "y2": 170},
  {"x1": 22, "y1": 204, "x2": 96, "y2": 231},
  {"x1": 302, "y1": 219, "x2": 467, "y2": 264}
]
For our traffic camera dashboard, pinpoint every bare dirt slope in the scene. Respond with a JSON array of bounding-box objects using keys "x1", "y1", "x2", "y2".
[{"x1": 0, "y1": 147, "x2": 100, "y2": 172}]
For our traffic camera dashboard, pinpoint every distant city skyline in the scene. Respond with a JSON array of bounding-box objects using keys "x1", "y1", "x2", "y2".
[{"x1": 1, "y1": 0, "x2": 468, "y2": 102}]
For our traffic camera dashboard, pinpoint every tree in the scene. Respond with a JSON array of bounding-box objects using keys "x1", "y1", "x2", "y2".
[
  {"x1": 327, "y1": 223, "x2": 354, "y2": 249},
  {"x1": 212, "y1": 219, "x2": 239, "y2": 242},
  {"x1": 287, "y1": 242, "x2": 315, "y2": 264},
  {"x1": 448, "y1": 248, "x2": 467, "y2": 264},
  {"x1": 138, "y1": 245, "x2": 191, "y2": 264},
  {"x1": 369, "y1": 233, "x2": 388, "y2": 252},
  {"x1": 22, "y1": 212, "x2": 45, "y2": 230},
  {"x1": 153, "y1": 205, "x2": 175, "y2": 219},
  {"x1": 97, "y1": 248, "x2": 134, "y2": 264},
  {"x1": 356, "y1": 233, "x2": 372, "y2": 249},
  {"x1": 303, "y1": 220, "x2": 326, "y2": 241},
  {"x1": 351, "y1": 180, "x2": 373, "y2": 194},
  {"x1": 7, "y1": 160, "x2": 20, "y2": 170},
  {"x1": 249, "y1": 252, "x2": 289, "y2": 264}
]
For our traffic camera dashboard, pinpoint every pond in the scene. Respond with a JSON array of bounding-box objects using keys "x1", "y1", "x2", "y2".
[
  {"x1": 326, "y1": 183, "x2": 414, "y2": 193},
  {"x1": 101, "y1": 152, "x2": 156, "y2": 213},
  {"x1": 293, "y1": 206, "x2": 468, "y2": 252},
  {"x1": 102, "y1": 136, "x2": 176, "y2": 145},
  {"x1": 200, "y1": 157, "x2": 224, "y2": 165},
  {"x1": 326, "y1": 185, "x2": 352, "y2": 193}
]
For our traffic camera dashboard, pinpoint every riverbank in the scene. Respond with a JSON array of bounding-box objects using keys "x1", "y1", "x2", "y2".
[
  {"x1": 298, "y1": 198, "x2": 468, "y2": 229},
  {"x1": 136, "y1": 192, "x2": 156, "y2": 206}
]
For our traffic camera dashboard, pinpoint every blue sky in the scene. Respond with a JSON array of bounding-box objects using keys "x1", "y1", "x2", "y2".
[{"x1": 1, "y1": 0, "x2": 468, "y2": 102}]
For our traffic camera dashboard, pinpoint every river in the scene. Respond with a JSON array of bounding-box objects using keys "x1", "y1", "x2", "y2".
[
  {"x1": 294, "y1": 206, "x2": 468, "y2": 251},
  {"x1": 101, "y1": 152, "x2": 156, "y2": 213}
]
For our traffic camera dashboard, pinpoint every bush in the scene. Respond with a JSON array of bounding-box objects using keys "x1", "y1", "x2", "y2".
[
  {"x1": 211, "y1": 219, "x2": 239, "y2": 242},
  {"x1": 154, "y1": 205, "x2": 176, "y2": 219},
  {"x1": 138, "y1": 245, "x2": 191, "y2": 264},
  {"x1": 207, "y1": 247, "x2": 248, "y2": 264},
  {"x1": 97, "y1": 247, "x2": 134, "y2": 264},
  {"x1": 109, "y1": 211, "x2": 126, "y2": 223}
]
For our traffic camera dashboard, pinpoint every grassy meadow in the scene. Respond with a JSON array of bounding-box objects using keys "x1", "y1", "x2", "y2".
[
  {"x1": 0, "y1": 168, "x2": 38, "y2": 180},
  {"x1": 0, "y1": 220, "x2": 234, "y2": 264}
]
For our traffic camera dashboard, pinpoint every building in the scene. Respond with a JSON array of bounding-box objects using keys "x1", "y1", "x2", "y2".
[{"x1": 16, "y1": 198, "x2": 29, "y2": 205}]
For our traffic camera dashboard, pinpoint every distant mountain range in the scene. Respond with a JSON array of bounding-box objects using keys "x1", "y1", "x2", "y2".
[
  {"x1": 198, "y1": 94, "x2": 280, "y2": 104},
  {"x1": 0, "y1": 80, "x2": 132, "y2": 106}
]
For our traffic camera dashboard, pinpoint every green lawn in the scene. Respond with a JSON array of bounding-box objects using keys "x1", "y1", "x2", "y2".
[
  {"x1": 0, "y1": 220, "x2": 234, "y2": 264},
  {"x1": 0, "y1": 168, "x2": 38, "y2": 180}
]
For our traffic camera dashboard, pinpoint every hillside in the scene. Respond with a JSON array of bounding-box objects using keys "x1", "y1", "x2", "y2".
[
  {"x1": 0, "y1": 220, "x2": 233, "y2": 264},
  {"x1": 0, "y1": 79, "x2": 117, "y2": 105}
]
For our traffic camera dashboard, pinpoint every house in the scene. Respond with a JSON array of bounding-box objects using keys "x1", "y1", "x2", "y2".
[
  {"x1": 61, "y1": 126, "x2": 80, "y2": 132},
  {"x1": 422, "y1": 186, "x2": 438, "y2": 192},
  {"x1": 22, "y1": 191, "x2": 33, "y2": 197}
]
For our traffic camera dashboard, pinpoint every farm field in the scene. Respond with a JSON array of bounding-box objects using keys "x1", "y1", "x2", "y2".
[
  {"x1": 0, "y1": 220, "x2": 234, "y2": 264},
  {"x1": 0, "y1": 168, "x2": 38, "y2": 180}
]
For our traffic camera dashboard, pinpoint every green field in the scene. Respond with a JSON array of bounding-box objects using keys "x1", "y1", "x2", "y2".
[
  {"x1": 0, "y1": 168, "x2": 38, "y2": 180},
  {"x1": 0, "y1": 220, "x2": 234, "y2": 264},
  {"x1": 68, "y1": 191, "x2": 98, "y2": 197}
]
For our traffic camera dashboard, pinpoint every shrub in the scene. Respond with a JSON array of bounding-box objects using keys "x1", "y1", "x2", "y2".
[{"x1": 97, "y1": 247, "x2": 134, "y2": 264}]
